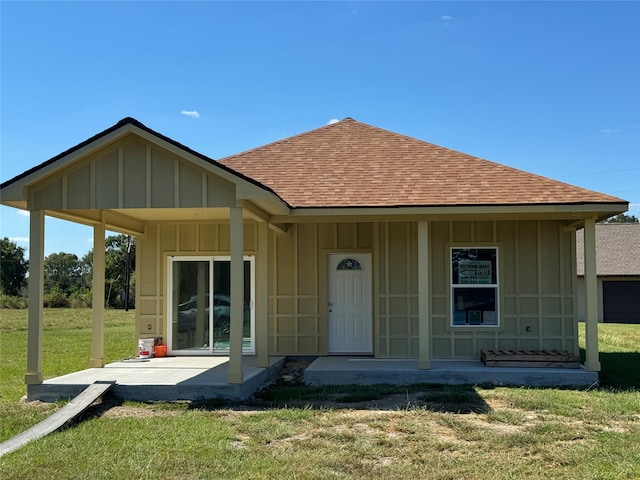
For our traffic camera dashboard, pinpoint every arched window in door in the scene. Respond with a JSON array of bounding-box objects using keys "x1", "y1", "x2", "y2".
[{"x1": 336, "y1": 258, "x2": 363, "y2": 271}]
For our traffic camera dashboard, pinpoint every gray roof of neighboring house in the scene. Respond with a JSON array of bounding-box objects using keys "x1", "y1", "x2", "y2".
[{"x1": 576, "y1": 223, "x2": 640, "y2": 276}]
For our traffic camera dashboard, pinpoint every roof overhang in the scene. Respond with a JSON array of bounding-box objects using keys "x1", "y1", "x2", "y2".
[{"x1": 270, "y1": 202, "x2": 629, "y2": 224}]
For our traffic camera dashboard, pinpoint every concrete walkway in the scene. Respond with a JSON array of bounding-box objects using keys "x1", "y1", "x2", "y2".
[
  {"x1": 304, "y1": 357, "x2": 599, "y2": 388},
  {"x1": 27, "y1": 356, "x2": 285, "y2": 402}
]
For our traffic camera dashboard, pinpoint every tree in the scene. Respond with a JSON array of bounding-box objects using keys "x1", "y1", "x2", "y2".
[
  {"x1": 0, "y1": 238, "x2": 28, "y2": 296},
  {"x1": 84, "y1": 234, "x2": 136, "y2": 308},
  {"x1": 602, "y1": 213, "x2": 639, "y2": 223},
  {"x1": 44, "y1": 252, "x2": 85, "y2": 295}
]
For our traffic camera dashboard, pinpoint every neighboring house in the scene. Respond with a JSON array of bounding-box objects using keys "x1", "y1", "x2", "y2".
[
  {"x1": 576, "y1": 223, "x2": 640, "y2": 324},
  {"x1": 0, "y1": 117, "x2": 627, "y2": 387}
]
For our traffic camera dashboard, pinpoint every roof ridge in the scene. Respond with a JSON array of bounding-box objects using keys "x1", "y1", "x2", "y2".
[{"x1": 219, "y1": 117, "x2": 357, "y2": 162}]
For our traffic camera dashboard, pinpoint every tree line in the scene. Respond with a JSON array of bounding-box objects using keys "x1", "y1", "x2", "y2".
[{"x1": 0, "y1": 234, "x2": 135, "y2": 309}]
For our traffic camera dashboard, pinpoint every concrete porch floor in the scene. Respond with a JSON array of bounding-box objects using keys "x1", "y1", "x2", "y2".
[
  {"x1": 27, "y1": 356, "x2": 286, "y2": 402},
  {"x1": 304, "y1": 357, "x2": 599, "y2": 388}
]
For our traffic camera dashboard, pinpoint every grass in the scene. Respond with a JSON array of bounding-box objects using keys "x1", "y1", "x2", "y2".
[
  {"x1": 579, "y1": 322, "x2": 640, "y2": 388},
  {"x1": 1, "y1": 309, "x2": 639, "y2": 479}
]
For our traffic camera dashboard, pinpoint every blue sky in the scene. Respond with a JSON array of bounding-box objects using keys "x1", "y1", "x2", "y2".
[{"x1": 1, "y1": 1, "x2": 639, "y2": 258}]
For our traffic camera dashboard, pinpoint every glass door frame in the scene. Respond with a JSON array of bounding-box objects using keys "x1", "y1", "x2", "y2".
[{"x1": 167, "y1": 255, "x2": 255, "y2": 356}]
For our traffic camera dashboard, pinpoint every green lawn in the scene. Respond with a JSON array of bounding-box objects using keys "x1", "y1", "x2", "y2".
[{"x1": 1, "y1": 309, "x2": 639, "y2": 479}]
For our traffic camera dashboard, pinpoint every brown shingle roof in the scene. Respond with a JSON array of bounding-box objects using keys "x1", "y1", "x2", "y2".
[
  {"x1": 219, "y1": 118, "x2": 625, "y2": 208},
  {"x1": 576, "y1": 224, "x2": 640, "y2": 276}
]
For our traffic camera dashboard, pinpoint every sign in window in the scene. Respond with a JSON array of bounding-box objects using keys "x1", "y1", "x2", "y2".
[{"x1": 451, "y1": 248, "x2": 498, "y2": 327}]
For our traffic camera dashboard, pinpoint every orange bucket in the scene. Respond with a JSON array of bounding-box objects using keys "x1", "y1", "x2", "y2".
[{"x1": 153, "y1": 345, "x2": 167, "y2": 357}]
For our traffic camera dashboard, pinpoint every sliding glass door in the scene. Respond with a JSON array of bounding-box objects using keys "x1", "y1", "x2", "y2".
[{"x1": 168, "y1": 256, "x2": 254, "y2": 355}]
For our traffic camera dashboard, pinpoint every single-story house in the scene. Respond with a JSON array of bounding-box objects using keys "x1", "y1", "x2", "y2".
[
  {"x1": 0, "y1": 117, "x2": 628, "y2": 391},
  {"x1": 576, "y1": 223, "x2": 640, "y2": 323}
]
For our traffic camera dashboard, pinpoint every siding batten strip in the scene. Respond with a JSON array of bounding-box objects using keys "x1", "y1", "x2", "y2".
[
  {"x1": 145, "y1": 146, "x2": 152, "y2": 208},
  {"x1": 118, "y1": 146, "x2": 124, "y2": 208},
  {"x1": 201, "y1": 173, "x2": 207, "y2": 207},
  {"x1": 90, "y1": 161, "x2": 96, "y2": 209},
  {"x1": 174, "y1": 160, "x2": 180, "y2": 207},
  {"x1": 61, "y1": 176, "x2": 68, "y2": 209}
]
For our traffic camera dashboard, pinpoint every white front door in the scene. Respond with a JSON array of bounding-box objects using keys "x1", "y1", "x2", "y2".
[{"x1": 328, "y1": 253, "x2": 373, "y2": 354}]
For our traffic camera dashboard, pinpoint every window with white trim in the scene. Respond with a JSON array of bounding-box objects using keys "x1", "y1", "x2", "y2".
[{"x1": 451, "y1": 247, "x2": 498, "y2": 326}]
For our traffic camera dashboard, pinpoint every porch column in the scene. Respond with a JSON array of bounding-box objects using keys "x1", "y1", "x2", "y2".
[
  {"x1": 228, "y1": 206, "x2": 244, "y2": 384},
  {"x1": 90, "y1": 222, "x2": 105, "y2": 367},
  {"x1": 25, "y1": 210, "x2": 45, "y2": 385},
  {"x1": 583, "y1": 217, "x2": 601, "y2": 371},
  {"x1": 256, "y1": 221, "x2": 269, "y2": 368},
  {"x1": 418, "y1": 220, "x2": 431, "y2": 369}
]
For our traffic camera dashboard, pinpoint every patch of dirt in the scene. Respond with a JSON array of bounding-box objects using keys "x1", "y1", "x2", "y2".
[
  {"x1": 271, "y1": 359, "x2": 312, "y2": 384},
  {"x1": 98, "y1": 404, "x2": 185, "y2": 419},
  {"x1": 67, "y1": 359, "x2": 638, "y2": 441}
]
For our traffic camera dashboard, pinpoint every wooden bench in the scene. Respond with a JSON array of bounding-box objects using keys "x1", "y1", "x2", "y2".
[{"x1": 480, "y1": 350, "x2": 580, "y2": 368}]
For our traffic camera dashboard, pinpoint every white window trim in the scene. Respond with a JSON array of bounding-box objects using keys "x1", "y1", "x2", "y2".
[
  {"x1": 450, "y1": 246, "x2": 499, "y2": 328},
  {"x1": 167, "y1": 255, "x2": 255, "y2": 355}
]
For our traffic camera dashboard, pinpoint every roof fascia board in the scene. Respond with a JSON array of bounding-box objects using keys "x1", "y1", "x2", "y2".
[
  {"x1": 240, "y1": 203, "x2": 290, "y2": 234},
  {"x1": 270, "y1": 202, "x2": 628, "y2": 223},
  {"x1": 0, "y1": 185, "x2": 27, "y2": 204},
  {"x1": 0, "y1": 125, "x2": 138, "y2": 201},
  {"x1": 240, "y1": 201, "x2": 270, "y2": 222}
]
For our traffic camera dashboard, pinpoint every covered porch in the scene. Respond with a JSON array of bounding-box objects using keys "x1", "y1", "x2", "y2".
[
  {"x1": 304, "y1": 357, "x2": 599, "y2": 388},
  {"x1": 27, "y1": 356, "x2": 286, "y2": 403},
  {"x1": 0, "y1": 118, "x2": 289, "y2": 394}
]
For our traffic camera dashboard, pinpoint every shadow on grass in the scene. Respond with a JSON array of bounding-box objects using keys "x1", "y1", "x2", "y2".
[
  {"x1": 598, "y1": 351, "x2": 640, "y2": 390},
  {"x1": 189, "y1": 383, "x2": 491, "y2": 414}
]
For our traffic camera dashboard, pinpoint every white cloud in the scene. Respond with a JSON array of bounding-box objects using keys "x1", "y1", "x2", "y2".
[
  {"x1": 441, "y1": 15, "x2": 453, "y2": 20},
  {"x1": 9, "y1": 236, "x2": 29, "y2": 244},
  {"x1": 327, "y1": 119, "x2": 340, "y2": 125},
  {"x1": 599, "y1": 128, "x2": 620, "y2": 133},
  {"x1": 181, "y1": 110, "x2": 200, "y2": 118},
  {"x1": 17, "y1": 210, "x2": 30, "y2": 217}
]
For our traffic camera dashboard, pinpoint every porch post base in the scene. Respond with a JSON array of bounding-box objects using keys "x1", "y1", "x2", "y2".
[
  {"x1": 227, "y1": 372, "x2": 243, "y2": 384},
  {"x1": 89, "y1": 358, "x2": 105, "y2": 368},
  {"x1": 256, "y1": 358, "x2": 269, "y2": 368},
  {"x1": 585, "y1": 360, "x2": 601, "y2": 372},
  {"x1": 25, "y1": 373, "x2": 43, "y2": 385},
  {"x1": 418, "y1": 359, "x2": 431, "y2": 370}
]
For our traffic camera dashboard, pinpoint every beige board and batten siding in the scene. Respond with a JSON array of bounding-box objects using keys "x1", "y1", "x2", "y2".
[
  {"x1": 29, "y1": 137, "x2": 236, "y2": 211},
  {"x1": 136, "y1": 222, "x2": 259, "y2": 338},
  {"x1": 268, "y1": 222, "x2": 375, "y2": 355},
  {"x1": 268, "y1": 219, "x2": 578, "y2": 359},
  {"x1": 429, "y1": 220, "x2": 577, "y2": 359}
]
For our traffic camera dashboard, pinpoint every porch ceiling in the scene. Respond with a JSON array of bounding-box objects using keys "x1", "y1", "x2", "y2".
[{"x1": 45, "y1": 207, "x2": 262, "y2": 237}]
